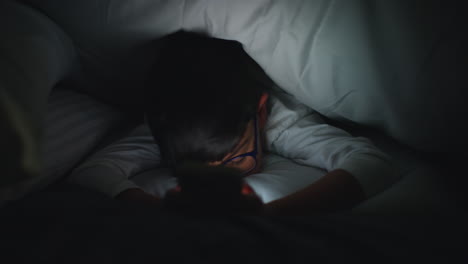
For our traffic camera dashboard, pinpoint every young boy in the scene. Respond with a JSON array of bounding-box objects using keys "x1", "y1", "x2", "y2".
[{"x1": 68, "y1": 31, "x2": 396, "y2": 213}]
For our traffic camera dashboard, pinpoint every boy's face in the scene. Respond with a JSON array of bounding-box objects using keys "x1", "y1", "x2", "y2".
[
  {"x1": 207, "y1": 93, "x2": 269, "y2": 176},
  {"x1": 208, "y1": 118, "x2": 265, "y2": 176}
]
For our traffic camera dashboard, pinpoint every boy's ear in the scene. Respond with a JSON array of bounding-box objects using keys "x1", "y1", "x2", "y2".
[
  {"x1": 257, "y1": 93, "x2": 269, "y2": 128},
  {"x1": 257, "y1": 92, "x2": 269, "y2": 112}
]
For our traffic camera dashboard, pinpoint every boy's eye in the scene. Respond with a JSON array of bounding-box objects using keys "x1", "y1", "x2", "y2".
[
  {"x1": 234, "y1": 157, "x2": 246, "y2": 164},
  {"x1": 229, "y1": 156, "x2": 245, "y2": 165}
]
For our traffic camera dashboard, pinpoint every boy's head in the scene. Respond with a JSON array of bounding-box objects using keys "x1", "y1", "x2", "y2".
[{"x1": 145, "y1": 30, "x2": 269, "y2": 175}]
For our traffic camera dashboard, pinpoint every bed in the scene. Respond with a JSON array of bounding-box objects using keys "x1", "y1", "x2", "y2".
[{"x1": 1, "y1": 0, "x2": 467, "y2": 261}]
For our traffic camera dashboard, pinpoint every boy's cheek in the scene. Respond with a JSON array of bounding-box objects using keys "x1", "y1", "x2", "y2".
[
  {"x1": 255, "y1": 149, "x2": 266, "y2": 173},
  {"x1": 246, "y1": 165, "x2": 263, "y2": 176}
]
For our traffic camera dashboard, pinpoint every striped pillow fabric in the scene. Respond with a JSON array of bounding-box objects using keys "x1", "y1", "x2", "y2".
[{"x1": 42, "y1": 88, "x2": 133, "y2": 181}]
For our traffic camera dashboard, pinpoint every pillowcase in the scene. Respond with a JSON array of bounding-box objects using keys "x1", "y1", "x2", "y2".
[
  {"x1": 1, "y1": 88, "x2": 132, "y2": 204},
  {"x1": 0, "y1": 0, "x2": 75, "y2": 197},
  {"x1": 43, "y1": 88, "x2": 134, "y2": 179}
]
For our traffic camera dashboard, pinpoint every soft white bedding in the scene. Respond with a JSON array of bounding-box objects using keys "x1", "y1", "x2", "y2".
[
  {"x1": 1, "y1": 0, "x2": 463, "y2": 212},
  {"x1": 1, "y1": 0, "x2": 75, "y2": 202},
  {"x1": 0, "y1": 88, "x2": 131, "y2": 204},
  {"x1": 22, "y1": 0, "x2": 466, "y2": 153}
]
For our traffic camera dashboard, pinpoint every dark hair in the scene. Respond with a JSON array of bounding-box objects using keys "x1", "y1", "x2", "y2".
[{"x1": 144, "y1": 30, "x2": 266, "y2": 168}]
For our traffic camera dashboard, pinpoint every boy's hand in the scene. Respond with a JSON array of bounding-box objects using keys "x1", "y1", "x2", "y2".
[
  {"x1": 237, "y1": 188, "x2": 263, "y2": 213},
  {"x1": 163, "y1": 184, "x2": 263, "y2": 214},
  {"x1": 237, "y1": 183, "x2": 263, "y2": 213},
  {"x1": 163, "y1": 162, "x2": 264, "y2": 213}
]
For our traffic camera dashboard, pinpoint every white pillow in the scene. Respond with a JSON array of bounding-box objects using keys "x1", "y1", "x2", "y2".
[
  {"x1": 42, "y1": 89, "x2": 133, "y2": 181},
  {"x1": 0, "y1": 0, "x2": 75, "y2": 192},
  {"x1": 0, "y1": 0, "x2": 75, "y2": 128},
  {"x1": 1, "y1": 88, "x2": 131, "y2": 204}
]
